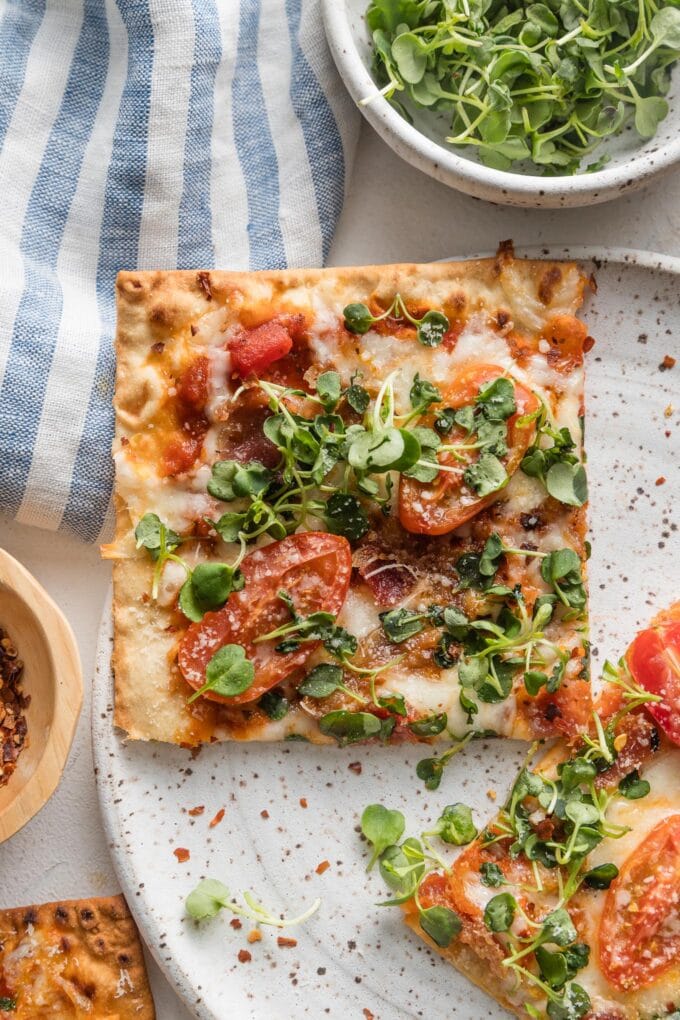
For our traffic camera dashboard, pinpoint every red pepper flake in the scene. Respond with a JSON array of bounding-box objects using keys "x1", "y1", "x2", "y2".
[
  {"x1": 348, "y1": 762, "x2": 362, "y2": 775},
  {"x1": 237, "y1": 949, "x2": 251, "y2": 964},
  {"x1": 197, "y1": 271, "x2": 213, "y2": 300},
  {"x1": 277, "y1": 936, "x2": 297, "y2": 948},
  {"x1": 660, "y1": 354, "x2": 676, "y2": 371},
  {"x1": 230, "y1": 919, "x2": 242, "y2": 930},
  {"x1": 173, "y1": 848, "x2": 190, "y2": 863},
  {"x1": 209, "y1": 808, "x2": 225, "y2": 828},
  {"x1": 315, "y1": 860, "x2": 330, "y2": 875},
  {"x1": 260, "y1": 810, "x2": 270, "y2": 819},
  {"x1": 188, "y1": 805, "x2": 205, "y2": 817},
  {"x1": 583, "y1": 336, "x2": 596, "y2": 353},
  {"x1": 247, "y1": 929, "x2": 262, "y2": 944},
  {"x1": 299, "y1": 798, "x2": 308, "y2": 809},
  {"x1": 656, "y1": 476, "x2": 666, "y2": 486}
]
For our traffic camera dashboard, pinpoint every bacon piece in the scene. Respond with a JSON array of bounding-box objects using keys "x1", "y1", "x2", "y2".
[
  {"x1": 216, "y1": 390, "x2": 279, "y2": 468},
  {"x1": 354, "y1": 545, "x2": 416, "y2": 607}
]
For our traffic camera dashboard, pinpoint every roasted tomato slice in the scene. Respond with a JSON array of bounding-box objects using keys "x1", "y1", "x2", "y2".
[
  {"x1": 228, "y1": 320, "x2": 293, "y2": 377},
  {"x1": 626, "y1": 602, "x2": 680, "y2": 746},
  {"x1": 399, "y1": 364, "x2": 540, "y2": 535},
  {"x1": 599, "y1": 815, "x2": 680, "y2": 991},
  {"x1": 178, "y1": 533, "x2": 352, "y2": 706}
]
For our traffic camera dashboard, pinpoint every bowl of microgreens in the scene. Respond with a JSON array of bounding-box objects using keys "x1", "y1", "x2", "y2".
[{"x1": 323, "y1": 0, "x2": 680, "y2": 207}]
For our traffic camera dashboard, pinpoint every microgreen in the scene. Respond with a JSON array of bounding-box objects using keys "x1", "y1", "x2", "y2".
[
  {"x1": 324, "y1": 492, "x2": 370, "y2": 541},
  {"x1": 408, "y1": 712, "x2": 448, "y2": 737},
  {"x1": 618, "y1": 769, "x2": 651, "y2": 800},
  {"x1": 319, "y1": 710, "x2": 382, "y2": 746},
  {"x1": 185, "y1": 878, "x2": 320, "y2": 929},
  {"x1": 484, "y1": 892, "x2": 516, "y2": 932},
  {"x1": 583, "y1": 862, "x2": 618, "y2": 889},
  {"x1": 479, "y1": 862, "x2": 505, "y2": 888},
  {"x1": 258, "y1": 688, "x2": 290, "y2": 721},
  {"x1": 342, "y1": 294, "x2": 449, "y2": 347},
  {"x1": 361, "y1": 804, "x2": 406, "y2": 870},
  {"x1": 425, "y1": 803, "x2": 477, "y2": 846},
  {"x1": 298, "y1": 663, "x2": 366, "y2": 705},
  {"x1": 419, "y1": 905, "x2": 462, "y2": 947},
  {"x1": 521, "y1": 418, "x2": 587, "y2": 508},
  {"x1": 0, "y1": 1000, "x2": 16, "y2": 1012},
  {"x1": 179, "y1": 562, "x2": 244, "y2": 622},
  {"x1": 365, "y1": 0, "x2": 680, "y2": 174},
  {"x1": 187, "y1": 644, "x2": 254, "y2": 703}
]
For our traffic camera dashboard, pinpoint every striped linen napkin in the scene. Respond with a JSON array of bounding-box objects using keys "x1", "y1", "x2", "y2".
[{"x1": 0, "y1": 0, "x2": 358, "y2": 542}]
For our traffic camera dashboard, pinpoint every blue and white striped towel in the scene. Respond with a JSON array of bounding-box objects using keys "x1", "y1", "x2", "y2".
[{"x1": 0, "y1": 0, "x2": 359, "y2": 542}]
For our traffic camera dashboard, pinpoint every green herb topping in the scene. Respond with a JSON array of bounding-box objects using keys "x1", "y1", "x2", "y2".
[{"x1": 365, "y1": 0, "x2": 680, "y2": 174}]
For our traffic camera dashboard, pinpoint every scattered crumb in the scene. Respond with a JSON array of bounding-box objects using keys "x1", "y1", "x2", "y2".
[
  {"x1": 487, "y1": 789, "x2": 497, "y2": 801},
  {"x1": 261, "y1": 809, "x2": 270, "y2": 819},
  {"x1": 656, "y1": 477, "x2": 666, "y2": 486},
  {"x1": 237, "y1": 949, "x2": 252, "y2": 964},
  {"x1": 614, "y1": 733, "x2": 628, "y2": 753},
  {"x1": 173, "y1": 848, "x2": 190, "y2": 863},
  {"x1": 348, "y1": 762, "x2": 362, "y2": 775},
  {"x1": 299, "y1": 798, "x2": 308, "y2": 809},
  {"x1": 230, "y1": 919, "x2": 242, "y2": 930},
  {"x1": 209, "y1": 808, "x2": 226, "y2": 828},
  {"x1": 247, "y1": 929, "x2": 263, "y2": 944},
  {"x1": 363, "y1": 1011, "x2": 375, "y2": 1020},
  {"x1": 188, "y1": 805, "x2": 205, "y2": 817},
  {"x1": 659, "y1": 354, "x2": 676, "y2": 371},
  {"x1": 315, "y1": 860, "x2": 331, "y2": 875},
  {"x1": 665, "y1": 404, "x2": 674, "y2": 418},
  {"x1": 277, "y1": 936, "x2": 297, "y2": 948}
]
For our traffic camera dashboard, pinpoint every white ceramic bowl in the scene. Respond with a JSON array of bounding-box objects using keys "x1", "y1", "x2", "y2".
[{"x1": 323, "y1": 0, "x2": 680, "y2": 208}]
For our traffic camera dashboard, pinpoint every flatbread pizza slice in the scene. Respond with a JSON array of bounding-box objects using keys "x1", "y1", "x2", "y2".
[
  {"x1": 107, "y1": 248, "x2": 592, "y2": 746},
  {"x1": 401, "y1": 604, "x2": 680, "y2": 1019},
  {"x1": 0, "y1": 894, "x2": 155, "y2": 1018}
]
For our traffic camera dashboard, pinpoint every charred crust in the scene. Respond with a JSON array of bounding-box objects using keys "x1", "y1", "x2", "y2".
[{"x1": 538, "y1": 266, "x2": 563, "y2": 305}]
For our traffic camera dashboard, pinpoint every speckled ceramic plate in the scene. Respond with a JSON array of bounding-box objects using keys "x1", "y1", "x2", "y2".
[
  {"x1": 323, "y1": 0, "x2": 680, "y2": 208},
  {"x1": 94, "y1": 248, "x2": 679, "y2": 1020}
]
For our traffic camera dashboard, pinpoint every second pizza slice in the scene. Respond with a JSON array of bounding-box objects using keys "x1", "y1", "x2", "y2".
[{"x1": 108, "y1": 248, "x2": 592, "y2": 746}]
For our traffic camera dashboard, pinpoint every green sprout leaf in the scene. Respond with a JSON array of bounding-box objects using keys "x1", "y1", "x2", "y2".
[
  {"x1": 135, "y1": 512, "x2": 181, "y2": 556},
  {"x1": 361, "y1": 804, "x2": 406, "y2": 871},
  {"x1": 484, "y1": 892, "x2": 516, "y2": 932},
  {"x1": 319, "y1": 710, "x2": 381, "y2": 746},
  {"x1": 419, "y1": 905, "x2": 461, "y2": 947},
  {"x1": 583, "y1": 862, "x2": 619, "y2": 889},
  {"x1": 480, "y1": 862, "x2": 505, "y2": 887},
  {"x1": 324, "y1": 492, "x2": 370, "y2": 542},
  {"x1": 299, "y1": 663, "x2": 346, "y2": 699},
  {"x1": 430, "y1": 803, "x2": 477, "y2": 846},
  {"x1": 187, "y1": 644, "x2": 255, "y2": 703},
  {"x1": 618, "y1": 769, "x2": 651, "y2": 800},
  {"x1": 408, "y1": 712, "x2": 447, "y2": 737}
]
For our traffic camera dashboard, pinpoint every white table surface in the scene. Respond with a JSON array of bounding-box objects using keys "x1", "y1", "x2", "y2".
[{"x1": 1, "y1": 120, "x2": 680, "y2": 1019}]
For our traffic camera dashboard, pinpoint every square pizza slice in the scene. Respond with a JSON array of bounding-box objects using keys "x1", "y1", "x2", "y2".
[
  {"x1": 107, "y1": 248, "x2": 592, "y2": 746},
  {"x1": 0, "y1": 894, "x2": 155, "y2": 1018},
  {"x1": 401, "y1": 604, "x2": 680, "y2": 1020}
]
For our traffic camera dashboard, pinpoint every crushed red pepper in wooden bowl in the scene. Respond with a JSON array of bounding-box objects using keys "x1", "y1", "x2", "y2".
[{"x1": 0, "y1": 628, "x2": 29, "y2": 787}]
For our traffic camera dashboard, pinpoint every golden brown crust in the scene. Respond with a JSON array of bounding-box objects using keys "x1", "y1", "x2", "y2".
[
  {"x1": 111, "y1": 255, "x2": 589, "y2": 745},
  {"x1": 0, "y1": 894, "x2": 155, "y2": 1018}
]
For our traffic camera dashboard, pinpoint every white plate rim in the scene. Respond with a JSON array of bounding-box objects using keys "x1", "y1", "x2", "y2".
[
  {"x1": 92, "y1": 245, "x2": 680, "y2": 1019},
  {"x1": 322, "y1": 0, "x2": 680, "y2": 209}
]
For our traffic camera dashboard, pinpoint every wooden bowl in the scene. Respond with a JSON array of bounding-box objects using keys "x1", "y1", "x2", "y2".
[{"x1": 0, "y1": 549, "x2": 82, "y2": 842}]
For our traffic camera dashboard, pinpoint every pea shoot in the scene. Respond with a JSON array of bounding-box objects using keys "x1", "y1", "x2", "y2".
[
  {"x1": 343, "y1": 293, "x2": 450, "y2": 347},
  {"x1": 186, "y1": 877, "x2": 320, "y2": 929},
  {"x1": 360, "y1": 802, "x2": 476, "y2": 947},
  {"x1": 521, "y1": 411, "x2": 588, "y2": 508},
  {"x1": 365, "y1": 0, "x2": 680, "y2": 174},
  {"x1": 134, "y1": 512, "x2": 245, "y2": 620},
  {"x1": 187, "y1": 644, "x2": 255, "y2": 703}
]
